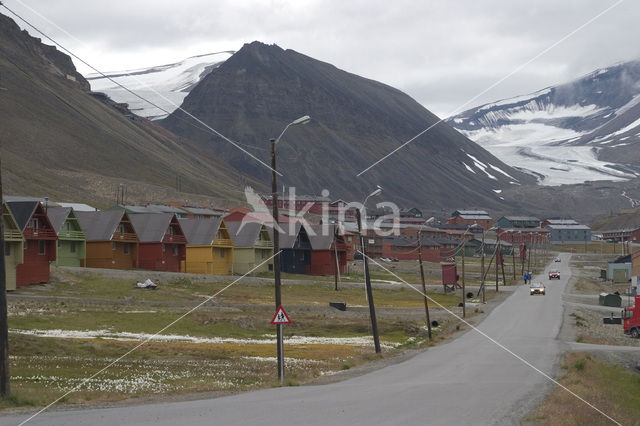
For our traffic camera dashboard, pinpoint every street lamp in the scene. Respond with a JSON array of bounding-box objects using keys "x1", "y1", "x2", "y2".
[
  {"x1": 356, "y1": 186, "x2": 382, "y2": 353},
  {"x1": 270, "y1": 114, "x2": 310, "y2": 383}
]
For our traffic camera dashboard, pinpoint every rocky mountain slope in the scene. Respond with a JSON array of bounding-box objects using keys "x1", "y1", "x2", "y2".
[
  {"x1": 0, "y1": 13, "x2": 252, "y2": 207},
  {"x1": 161, "y1": 42, "x2": 536, "y2": 210},
  {"x1": 447, "y1": 61, "x2": 640, "y2": 186},
  {"x1": 86, "y1": 51, "x2": 234, "y2": 120}
]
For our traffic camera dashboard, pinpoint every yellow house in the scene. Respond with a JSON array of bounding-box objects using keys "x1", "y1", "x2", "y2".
[
  {"x1": 226, "y1": 221, "x2": 273, "y2": 275},
  {"x1": 179, "y1": 217, "x2": 234, "y2": 275},
  {"x1": 3, "y1": 201, "x2": 24, "y2": 291}
]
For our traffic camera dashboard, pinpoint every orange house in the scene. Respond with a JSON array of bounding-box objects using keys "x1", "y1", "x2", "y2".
[{"x1": 76, "y1": 210, "x2": 139, "y2": 269}]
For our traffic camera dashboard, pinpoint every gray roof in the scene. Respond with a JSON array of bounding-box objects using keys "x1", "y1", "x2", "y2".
[
  {"x1": 181, "y1": 207, "x2": 221, "y2": 217},
  {"x1": 76, "y1": 210, "x2": 128, "y2": 241},
  {"x1": 277, "y1": 222, "x2": 304, "y2": 249},
  {"x1": 546, "y1": 224, "x2": 591, "y2": 230},
  {"x1": 6, "y1": 201, "x2": 39, "y2": 231},
  {"x1": 454, "y1": 210, "x2": 490, "y2": 216},
  {"x1": 457, "y1": 214, "x2": 492, "y2": 220},
  {"x1": 502, "y1": 216, "x2": 540, "y2": 222},
  {"x1": 226, "y1": 221, "x2": 270, "y2": 248},
  {"x1": 179, "y1": 217, "x2": 223, "y2": 245},
  {"x1": 46, "y1": 207, "x2": 72, "y2": 233},
  {"x1": 146, "y1": 204, "x2": 188, "y2": 215},
  {"x1": 130, "y1": 213, "x2": 177, "y2": 243},
  {"x1": 545, "y1": 219, "x2": 578, "y2": 225},
  {"x1": 307, "y1": 224, "x2": 341, "y2": 250}
]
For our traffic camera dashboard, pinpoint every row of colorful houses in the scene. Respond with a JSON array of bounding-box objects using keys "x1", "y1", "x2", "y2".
[{"x1": 1, "y1": 199, "x2": 356, "y2": 289}]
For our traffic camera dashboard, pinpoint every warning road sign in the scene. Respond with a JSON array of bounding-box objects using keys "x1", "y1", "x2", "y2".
[{"x1": 271, "y1": 306, "x2": 291, "y2": 324}]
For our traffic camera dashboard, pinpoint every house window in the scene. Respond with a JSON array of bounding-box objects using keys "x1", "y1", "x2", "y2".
[
  {"x1": 70, "y1": 241, "x2": 76, "y2": 253},
  {"x1": 65, "y1": 222, "x2": 71, "y2": 231},
  {"x1": 28, "y1": 218, "x2": 38, "y2": 230},
  {"x1": 173, "y1": 245, "x2": 179, "y2": 256},
  {"x1": 221, "y1": 249, "x2": 225, "y2": 258},
  {"x1": 123, "y1": 244, "x2": 129, "y2": 255},
  {"x1": 118, "y1": 224, "x2": 125, "y2": 234},
  {"x1": 5, "y1": 243, "x2": 10, "y2": 256},
  {"x1": 262, "y1": 249, "x2": 267, "y2": 259},
  {"x1": 38, "y1": 240, "x2": 46, "y2": 255},
  {"x1": 58, "y1": 240, "x2": 62, "y2": 249},
  {"x1": 24, "y1": 241, "x2": 28, "y2": 251},
  {"x1": 112, "y1": 242, "x2": 117, "y2": 251},
  {"x1": 162, "y1": 244, "x2": 166, "y2": 253}
]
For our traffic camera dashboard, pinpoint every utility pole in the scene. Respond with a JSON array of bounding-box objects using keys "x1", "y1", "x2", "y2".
[
  {"x1": 356, "y1": 209, "x2": 381, "y2": 353},
  {"x1": 270, "y1": 138, "x2": 284, "y2": 383},
  {"x1": 333, "y1": 227, "x2": 339, "y2": 291},
  {"x1": 481, "y1": 230, "x2": 486, "y2": 303},
  {"x1": 495, "y1": 239, "x2": 499, "y2": 291},
  {"x1": 417, "y1": 231, "x2": 432, "y2": 340},
  {"x1": 0, "y1": 158, "x2": 9, "y2": 396},
  {"x1": 461, "y1": 238, "x2": 466, "y2": 318}
]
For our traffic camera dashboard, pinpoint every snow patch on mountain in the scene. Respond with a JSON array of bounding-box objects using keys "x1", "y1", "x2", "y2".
[{"x1": 86, "y1": 51, "x2": 233, "y2": 120}]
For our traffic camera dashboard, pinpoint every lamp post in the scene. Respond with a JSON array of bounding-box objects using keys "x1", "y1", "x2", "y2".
[
  {"x1": 271, "y1": 114, "x2": 310, "y2": 383},
  {"x1": 357, "y1": 186, "x2": 382, "y2": 353},
  {"x1": 418, "y1": 217, "x2": 435, "y2": 339}
]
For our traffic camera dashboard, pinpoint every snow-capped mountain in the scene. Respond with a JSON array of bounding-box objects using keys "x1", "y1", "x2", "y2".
[
  {"x1": 86, "y1": 51, "x2": 233, "y2": 119},
  {"x1": 447, "y1": 60, "x2": 640, "y2": 186}
]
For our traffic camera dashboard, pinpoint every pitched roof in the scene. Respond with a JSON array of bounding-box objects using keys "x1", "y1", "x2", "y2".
[
  {"x1": 6, "y1": 201, "x2": 39, "y2": 231},
  {"x1": 76, "y1": 210, "x2": 128, "y2": 241},
  {"x1": 56, "y1": 202, "x2": 96, "y2": 212},
  {"x1": 546, "y1": 224, "x2": 591, "y2": 230},
  {"x1": 181, "y1": 206, "x2": 221, "y2": 217},
  {"x1": 453, "y1": 209, "x2": 490, "y2": 216},
  {"x1": 146, "y1": 204, "x2": 187, "y2": 215},
  {"x1": 46, "y1": 207, "x2": 73, "y2": 233},
  {"x1": 226, "y1": 221, "x2": 266, "y2": 248},
  {"x1": 502, "y1": 216, "x2": 540, "y2": 222},
  {"x1": 307, "y1": 224, "x2": 342, "y2": 250},
  {"x1": 179, "y1": 217, "x2": 223, "y2": 245},
  {"x1": 130, "y1": 213, "x2": 176, "y2": 243}
]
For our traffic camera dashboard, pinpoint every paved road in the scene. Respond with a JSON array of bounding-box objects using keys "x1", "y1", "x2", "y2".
[{"x1": 3, "y1": 254, "x2": 576, "y2": 425}]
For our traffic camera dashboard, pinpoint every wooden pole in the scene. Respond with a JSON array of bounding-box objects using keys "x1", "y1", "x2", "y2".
[
  {"x1": 417, "y1": 231, "x2": 432, "y2": 339},
  {"x1": 0, "y1": 157, "x2": 10, "y2": 396},
  {"x1": 462, "y1": 239, "x2": 466, "y2": 318}
]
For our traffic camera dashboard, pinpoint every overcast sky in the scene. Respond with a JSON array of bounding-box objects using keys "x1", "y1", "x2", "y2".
[{"x1": 4, "y1": 0, "x2": 639, "y2": 117}]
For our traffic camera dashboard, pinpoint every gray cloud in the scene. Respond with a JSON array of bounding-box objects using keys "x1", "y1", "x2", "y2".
[{"x1": 4, "y1": 0, "x2": 639, "y2": 116}]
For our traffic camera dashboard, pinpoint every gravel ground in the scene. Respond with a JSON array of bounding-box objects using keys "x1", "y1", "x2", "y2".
[{"x1": 559, "y1": 256, "x2": 640, "y2": 371}]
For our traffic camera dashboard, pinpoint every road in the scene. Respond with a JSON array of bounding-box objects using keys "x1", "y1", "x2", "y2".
[{"x1": 3, "y1": 254, "x2": 579, "y2": 425}]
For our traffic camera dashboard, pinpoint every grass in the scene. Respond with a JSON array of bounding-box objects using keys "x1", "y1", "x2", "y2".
[
  {"x1": 3, "y1": 266, "x2": 469, "y2": 408},
  {"x1": 527, "y1": 352, "x2": 640, "y2": 425}
]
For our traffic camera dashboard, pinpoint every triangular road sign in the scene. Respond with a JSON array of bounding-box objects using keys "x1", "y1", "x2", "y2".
[{"x1": 271, "y1": 305, "x2": 291, "y2": 324}]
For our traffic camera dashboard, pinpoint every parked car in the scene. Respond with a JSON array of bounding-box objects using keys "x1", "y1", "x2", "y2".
[
  {"x1": 530, "y1": 282, "x2": 546, "y2": 295},
  {"x1": 548, "y1": 270, "x2": 560, "y2": 280},
  {"x1": 554, "y1": 257, "x2": 561, "y2": 262}
]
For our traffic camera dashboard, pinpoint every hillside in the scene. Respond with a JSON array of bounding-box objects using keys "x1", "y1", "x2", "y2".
[
  {"x1": 0, "y1": 13, "x2": 254, "y2": 208},
  {"x1": 447, "y1": 61, "x2": 640, "y2": 186},
  {"x1": 162, "y1": 42, "x2": 536, "y2": 210}
]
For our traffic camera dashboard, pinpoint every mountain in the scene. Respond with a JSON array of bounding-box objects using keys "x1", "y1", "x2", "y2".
[
  {"x1": 86, "y1": 51, "x2": 234, "y2": 120},
  {"x1": 447, "y1": 60, "x2": 640, "y2": 186},
  {"x1": 0, "y1": 13, "x2": 253, "y2": 207},
  {"x1": 161, "y1": 41, "x2": 536, "y2": 211}
]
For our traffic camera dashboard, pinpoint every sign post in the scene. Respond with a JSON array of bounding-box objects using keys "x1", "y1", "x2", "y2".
[{"x1": 271, "y1": 306, "x2": 291, "y2": 383}]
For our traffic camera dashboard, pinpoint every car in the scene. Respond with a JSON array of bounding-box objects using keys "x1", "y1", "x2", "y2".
[
  {"x1": 554, "y1": 257, "x2": 561, "y2": 262},
  {"x1": 530, "y1": 282, "x2": 546, "y2": 295},
  {"x1": 548, "y1": 270, "x2": 560, "y2": 280}
]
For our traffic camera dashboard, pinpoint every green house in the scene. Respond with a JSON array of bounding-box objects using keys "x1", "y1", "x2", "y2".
[
  {"x1": 47, "y1": 207, "x2": 87, "y2": 267},
  {"x1": 3, "y1": 201, "x2": 24, "y2": 291},
  {"x1": 496, "y1": 216, "x2": 540, "y2": 229},
  {"x1": 225, "y1": 221, "x2": 273, "y2": 274}
]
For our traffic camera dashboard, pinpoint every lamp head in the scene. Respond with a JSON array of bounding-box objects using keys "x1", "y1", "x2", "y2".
[
  {"x1": 292, "y1": 115, "x2": 311, "y2": 125},
  {"x1": 369, "y1": 188, "x2": 382, "y2": 198},
  {"x1": 425, "y1": 216, "x2": 435, "y2": 224}
]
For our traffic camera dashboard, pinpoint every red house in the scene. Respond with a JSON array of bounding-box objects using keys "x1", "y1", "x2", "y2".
[
  {"x1": 308, "y1": 225, "x2": 347, "y2": 275},
  {"x1": 129, "y1": 213, "x2": 186, "y2": 272},
  {"x1": 381, "y1": 236, "x2": 441, "y2": 262},
  {"x1": 7, "y1": 201, "x2": 57, "y2": 286}
]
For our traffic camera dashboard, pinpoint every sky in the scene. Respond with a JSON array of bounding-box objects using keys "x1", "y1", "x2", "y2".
[{"x1": 2, "y1": 0, "x2": 639, "y2": 117}]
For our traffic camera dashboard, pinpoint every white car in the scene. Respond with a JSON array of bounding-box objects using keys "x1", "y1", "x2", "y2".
[
  {"x1": 554, "y1": 257, "x2": 561, "y2": 262},
  {"x1": 529, "y1": 282, "x2": 546, "y2": 295}
]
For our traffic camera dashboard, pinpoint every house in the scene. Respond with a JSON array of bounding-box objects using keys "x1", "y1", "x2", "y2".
[
  {"x1": 381, "y1": 235, "x2": 440, "y2": 262},
  {"x1": 76, "y1": 210, "x2": 139, "y2": 269},
  {"x1": 130, "y1": 213, "x2": 186, "y2": 272},
  {"x1": 47, "y1": 207, "x2": 87, "y2": 267},
  {"x1": 225, "y1": 221, "x2": 273, "y2": 275},
  {"x1": 7, "y1": 201, "x2": 57, "y2": 286},
  {"x1": 178, "y1": 206, "x2": 223, "y2": 220},
  {"x1": 498, "y1": 228, "x2": 550, "y2": 246},
  {"x1": 545, "y1": 224, "x2": 591, "y2": 244},
  {"x1": 468, "y1": 238, "x2": 513, "y2": 256},
  {"x1": 262, "y1": 194, "x2": 331, "y2": 215},
  {"x1": 277, "y1": 223, "x2": 312, "y2": 274},
  {"x1": 496, "y1": 216, "x2": 540, "y2": 229},
  {"x1": 541, "y1": 218, "x2": 578, "y2": 228},
  {"x1": 179, "y1": 218, "x2": 234, "y2": 274},
  {"x1": 446, "y1": 210, "x2": 493, "y2": 230},
  {"x1": 308, "y1": 225, "x2": 347, "y2": 275},
  {"x1": 2, "y1": 201, "x2": 24, "y2": 290}
]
